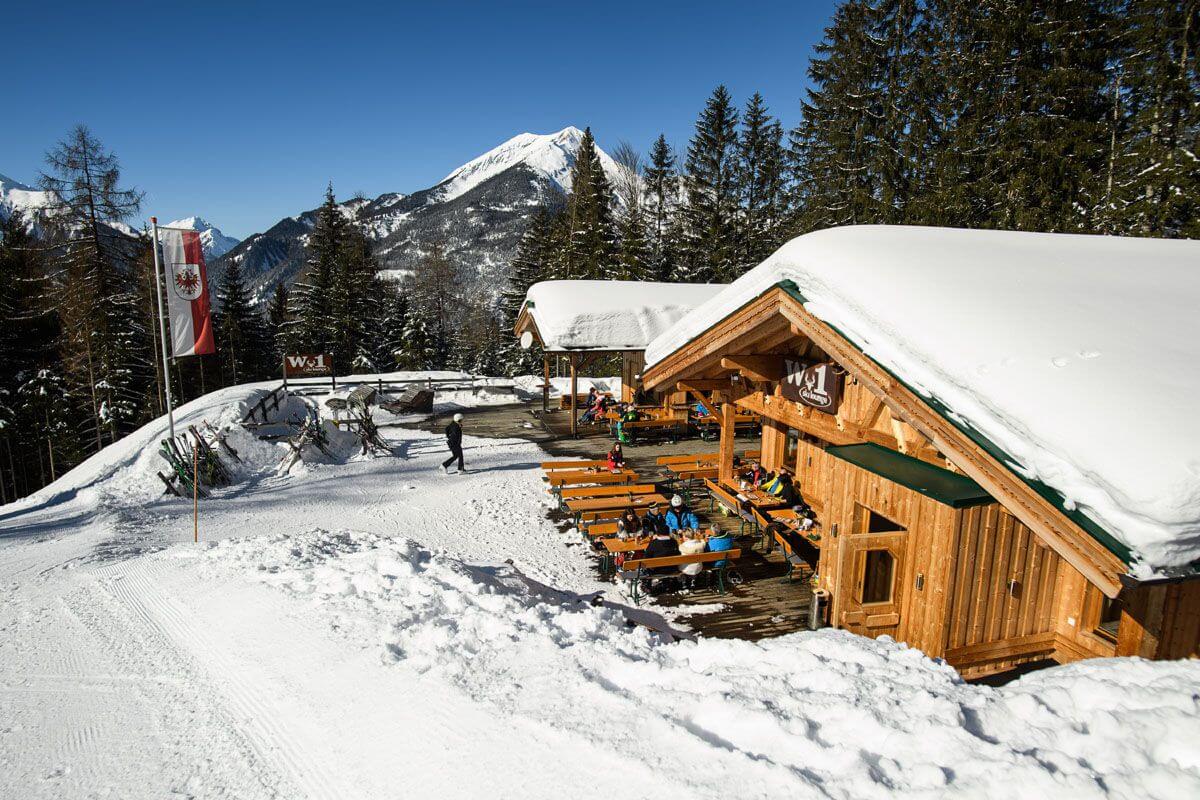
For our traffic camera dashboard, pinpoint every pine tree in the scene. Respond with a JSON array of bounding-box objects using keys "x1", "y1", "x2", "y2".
[
  {"x1": 214, "y1": 258, "x2": 268, "y2": 384},
  {"x1": 397, "y1": 241, "x2": 460, "y2": 370},
  {"x1": 375, "y1": 281, "x2": 408, "y2": 371},
  {"x1": 498, "y1": 207, "x2": 553, "y2": 374},
  {"x1": 40, "y1": 125, "x2": 151, "y2": 450},
  {"x1": 643, "y1": 135, "x2": 680, "y2": 281},
  {"x1": 266, "y1": 281, "x2": 289, "y2": 372},
  {"x1": 289, "y1": 184, "x2": 346, "y2": 358},
  {"x1": 563, "y1": 127, "x2": 618, "y2": 279},
  {"x1": 1103, "y1": 0, "x2": 1200, "y2": 237},
  {"x1": 679, "y1": 86, "x2": 741, "y2": 282},
  {"x1": 615, "y1": 204, "x2": 651, "y2": 280},
  {"x1": 737, "y1": 93, "x2": 788, "y2": 269}
]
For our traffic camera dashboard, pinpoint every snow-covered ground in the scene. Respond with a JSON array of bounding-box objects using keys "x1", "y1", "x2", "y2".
[{"x1": 1, "y1": 377, "x2": 1198, "y2": 799}]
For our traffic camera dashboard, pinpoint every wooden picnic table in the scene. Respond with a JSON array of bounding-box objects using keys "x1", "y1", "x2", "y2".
[
  {"x1": 721, "y1": 478, "x2": 788, "y2": 510},
  {"x1": 547, "y1": 469, "x2": 638, "y2": 488},
  {"x1": 566, "y1": 493, "x2": 670, "y2": 515},
  {"x1": 675, "y1": 466, "x2": 719, "y2": 481},
  {"x1": 541, "y1": 459, "x2": 609, "y2": 471}
]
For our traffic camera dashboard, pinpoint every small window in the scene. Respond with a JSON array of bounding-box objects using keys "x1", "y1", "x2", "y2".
[
  {"x1": 1096, "y1": 596, "x2": 1123, "y2": 641},
  {"x1": 784, "y1": 427, "x2": 800, "y2": 470},
  {"x1": 865, "y1": 509, "x2": 904, "y2": 534},
  {"x1": 861, "y1": 549, "x2": 895, "y2": 604}
]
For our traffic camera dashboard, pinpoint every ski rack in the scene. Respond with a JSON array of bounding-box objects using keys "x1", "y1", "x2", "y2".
[
  {"x1": 241, "y1": 385, "x2": 288, "y2": 427},
  {"x1": 157, "y1": 424, "x2": 233, "y2": 498},
  {"x1": 278, "y1": 407, "x2": 335, "y2": 473}
]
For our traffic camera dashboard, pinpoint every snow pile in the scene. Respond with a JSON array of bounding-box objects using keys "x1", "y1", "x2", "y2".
[
  {"x1": 512, "y1": 374, "x2": 622, "y2": 398},
  {"x1": 525, "y1": 280, "x2": 726, "y2": 351},
  {"x1": 433, "y1": 127, "x2": 623, "y2": 206},
  {"x1": 645, "y1": 225, "x2": 1200, "y2": 574},
  {"x1": 201, "y1": 527, "x2": 1200, "y2": 799}
]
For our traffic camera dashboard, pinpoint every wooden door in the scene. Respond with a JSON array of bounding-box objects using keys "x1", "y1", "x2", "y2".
[{"x1": 838, "y1": 529, "x2": 907, "y2": 639}]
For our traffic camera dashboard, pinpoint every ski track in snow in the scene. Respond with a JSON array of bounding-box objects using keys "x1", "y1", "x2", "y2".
[{"x1": 1, "y1": 391, "x2": 1199, "y2": 799}]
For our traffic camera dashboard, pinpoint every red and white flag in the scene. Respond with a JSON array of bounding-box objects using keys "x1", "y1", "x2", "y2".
[{"x1": 160, "y1": 227, "x2": 215, "y2": 357}]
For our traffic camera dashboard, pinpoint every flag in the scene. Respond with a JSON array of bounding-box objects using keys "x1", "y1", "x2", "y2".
[{"x1": 160, "y1": 227, "x2": 215, "y2": 357}]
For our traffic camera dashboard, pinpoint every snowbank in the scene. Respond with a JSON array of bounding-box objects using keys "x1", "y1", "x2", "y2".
[
  {"x1": 524, "y1": 280, "x2": 726, "y2": 351},
  {"x1": 644, "y1": 225, "x2": 1200, "y2": 574},
  {"x1": 197, "y1": 527, "x2": 1200, "y2": 799}
]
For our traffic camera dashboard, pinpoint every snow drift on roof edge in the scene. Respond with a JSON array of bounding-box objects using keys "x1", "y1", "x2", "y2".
[
  {"x1": 525, "y1": 280, "x2": 726, "y2": 351},
  {"x1": 644, "y1": 225, "x2": 1200, "y2": 575}
]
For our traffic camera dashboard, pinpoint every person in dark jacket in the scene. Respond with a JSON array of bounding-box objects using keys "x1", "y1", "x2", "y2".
[
  {"x1": 441, "y1": 412, "x2": 465, "y2": 474},
  {"x1": 643, "y1": 530, "x2": 680, "y2": 574},
  {"x1": 642, "y1": 502, "x2": 667, "y2": 536},
  {"x1": 775, "y1": 472, "x2": 800, "y2": 506}
]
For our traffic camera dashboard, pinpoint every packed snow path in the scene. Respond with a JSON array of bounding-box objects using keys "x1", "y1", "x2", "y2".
[{"x1": 1, "y1": 386, "x2": 1198, "y2": 799}]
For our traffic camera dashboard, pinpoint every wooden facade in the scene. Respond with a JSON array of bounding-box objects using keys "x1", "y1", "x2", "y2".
[{"x1": 643, "y1": 284, "x2": 1199, "y2": 677}]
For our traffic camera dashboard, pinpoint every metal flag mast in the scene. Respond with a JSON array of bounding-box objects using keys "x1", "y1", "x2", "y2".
[{"x1": 149, "y1": 216, "x2": 176, "y2": 440}]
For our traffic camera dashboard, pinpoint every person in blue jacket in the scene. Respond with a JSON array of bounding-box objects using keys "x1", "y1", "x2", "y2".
[{"x1": 664, "y1": 494, "x2": 699, "y2": 532}]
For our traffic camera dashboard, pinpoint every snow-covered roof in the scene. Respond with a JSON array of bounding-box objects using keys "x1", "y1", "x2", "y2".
[
  {"x1": 645, "y1": 225, "x2": 1200, "y2": 574},
  {"x1": 522, "y1": 280, "x2": 726, "y2": 352}
]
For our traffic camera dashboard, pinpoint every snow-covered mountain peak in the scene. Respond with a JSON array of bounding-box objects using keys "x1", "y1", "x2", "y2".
[
  {"x1": 432, "y1": 126, "x2": 619, "y2": 205},
  {"x1": 0, "y1": 171, "x2": 54, "y2": 225},
  {"x1": 164, "y1": 215, "x2": 240, "y2": 261}
]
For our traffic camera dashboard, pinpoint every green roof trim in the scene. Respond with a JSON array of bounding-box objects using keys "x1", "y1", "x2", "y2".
[
  {"x1": 826, "y1": 443, "x2": 995, "y2": 508},
  {"x1": 776, "y1": 279, "x2": 1135, "y2": 564}
]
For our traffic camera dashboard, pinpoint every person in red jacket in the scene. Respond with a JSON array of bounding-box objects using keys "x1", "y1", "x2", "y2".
[{"x1": 607, "y1": 443, "x2": 626, "y2": 471}]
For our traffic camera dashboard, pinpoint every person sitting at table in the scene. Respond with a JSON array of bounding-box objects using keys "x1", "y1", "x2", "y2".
[
  {"x1": 580, "y1": 390, "x2": 602, "y2": 424},
  {"x1": 678, "y1": 531, "x2": 707, "y2": 590},
  {"x1": 705, "y1": 528, "x2": 737, "y2": 584},
  {"x1": 640, "y1": 528, "x2": 682, "y2": 594},
  {"x1": 606, "y1": 442, "x2": 626, "y2": 471},
  {"x1": 616, "y1": 404, "x2": 640, "y2": 444},
  {"x1": 616, "y1": 507, "x2": 641, "y2": 539},
  {"x1": 665, "y1": 494, "x2": 699, "y2": 532},
  {"x1": 773, "y1": 472, "x2": 800, "y2": 506},
  {"x1": 741, "y1": 461, "x2": 767, "y2": 488},
  {"x1": 642, "y1": 501, "x2": 667, "y2": 536}
]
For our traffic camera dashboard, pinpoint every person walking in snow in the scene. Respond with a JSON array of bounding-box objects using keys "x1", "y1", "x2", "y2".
[{"x1": 442, "y1": 413, "x2": 465, "y2": 474}]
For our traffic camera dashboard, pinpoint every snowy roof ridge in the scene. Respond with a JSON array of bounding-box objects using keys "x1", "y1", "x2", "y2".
[
  {"x1": 644, "y1": 225, "x2": 1200, "y2": 574},
  {"x1": 524, "y1": 280, "x2": 726, "y2": 352}
]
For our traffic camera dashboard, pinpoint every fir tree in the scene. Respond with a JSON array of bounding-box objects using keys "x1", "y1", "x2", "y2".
[
  {"x1": 397, "y1": 241, "x2": 460, "y2": 370},
  {"x1": 266, "y1": 281, "x2": 289, "y2": 371},
  {"x1": 643, "y1": 135, "x2": 680, "y2": 281},
  {"x1": 737, "y1": 93, "x2": 788, "y2": 269},
  {"x1": 563, "y1": 127, "x2": 618, "y2": 279},
  {"x1": 289, "y1": 183, "x2": 346, "y2": 357},
  {"x1": 498, "y1": 207, "x2": 553, "y2": 374},
  {"x1": 679, "y1": 86, "x2": 741, "y2": 282},
  {"x1": 214, "y1": 258, "x2": 268, "y2": 384}
]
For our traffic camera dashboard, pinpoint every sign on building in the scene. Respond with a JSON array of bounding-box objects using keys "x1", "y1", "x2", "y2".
[
  {"x1": 283, "y1": 353, "x2": 334, "y2": 379},
  {"x1": 782, "y1": 359, "x2": 844, "y2": 414}
]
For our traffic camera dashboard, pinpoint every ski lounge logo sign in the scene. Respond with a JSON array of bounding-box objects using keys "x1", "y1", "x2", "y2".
[
  {"x1": 284, "y1": 353, "x2": 334, "y2": 378},
  {"x1": 782, "y1": 359, "x2": 844, "y2": 414}
]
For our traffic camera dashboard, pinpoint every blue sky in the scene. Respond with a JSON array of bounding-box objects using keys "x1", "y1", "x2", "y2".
[{"x1": 4, "y1": 1, "x2": 837, "y2": 239}]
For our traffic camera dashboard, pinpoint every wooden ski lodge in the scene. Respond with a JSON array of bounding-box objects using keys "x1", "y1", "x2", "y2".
[{"x1": 622, "y1": 226, "x2": 1200, "y2": 677}]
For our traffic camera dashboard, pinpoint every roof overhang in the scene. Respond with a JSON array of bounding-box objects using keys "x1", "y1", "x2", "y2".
[{"x1": 644, "y1": 281, "x2": 1131, "y2": 597}]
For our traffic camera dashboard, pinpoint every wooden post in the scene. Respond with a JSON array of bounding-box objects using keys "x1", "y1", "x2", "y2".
[
  {"x1": 718, "y1": 402, "x2": 737, "y2": 486},
  {"x1": 569, "y1": 354, "x2": 579, "y2": 438},
  {"x1": 542, "y1": 355, "x2": 550, "y2": 414},
  {"x1": 192, "y1": 445, "x2": 199, "y2": 543}
]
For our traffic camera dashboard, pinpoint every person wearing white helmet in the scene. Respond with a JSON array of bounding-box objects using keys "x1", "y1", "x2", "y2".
[
  {"x1": 441, "y1": 412, "x2": 465, "y2": 474},
  {"x1": 664, "y1": 494, "x2": 699, "y2": 532}
]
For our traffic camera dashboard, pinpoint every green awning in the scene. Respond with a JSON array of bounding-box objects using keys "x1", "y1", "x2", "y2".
[{"x1": 825, "y1": 442, "x2": 993, "y2": 508}]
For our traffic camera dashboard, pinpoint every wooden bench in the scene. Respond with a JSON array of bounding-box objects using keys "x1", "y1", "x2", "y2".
[
  {"x1": 621, "y1": 549, "x2": 742, "y2": 604},
  {"x1": 541, "y1": 459, "x2": 609, "y2": 471},
  {"x1": 704, "y1": 478, "x2": 757, "y2": 536},
  {"x1": 546, "y1": 470, "x2": 638, "y2": 488},
  {"x1": 613, "y1": 417, "x2": 689, "y2": 445},
  {"x1": 379, "y1": 387, "x2": 434, "y2": 414},
  {"x1": 656, "y1": 452, "x2": 718, "y2": 466},
  {"x1": 559, "y1": 483, "x2": 656, "y2": 500},
  {"x1": 576, "y1": 503, "x2": 661, "y2": 524}
]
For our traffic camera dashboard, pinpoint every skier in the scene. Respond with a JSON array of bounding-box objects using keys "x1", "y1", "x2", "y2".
[{"x1": 441, "y1": 412, "x2": 465, "y2": 474}]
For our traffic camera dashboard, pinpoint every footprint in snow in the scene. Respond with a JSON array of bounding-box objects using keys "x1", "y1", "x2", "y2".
[{"x1": 1050, "y1": 356, "x2": 1070, "y2": 368}]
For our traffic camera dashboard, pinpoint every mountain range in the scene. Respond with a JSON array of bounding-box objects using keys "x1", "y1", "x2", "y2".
[
  {"x1": 215, "y1": 126, "x2": 620, "y2": 303},
  {"x1": 3, "y1": 126, "x2": 618, "y2": 306}
]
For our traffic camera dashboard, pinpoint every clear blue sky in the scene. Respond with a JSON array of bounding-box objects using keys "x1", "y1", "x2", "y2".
[{"x1": 4, "y1": 1, "x2": 837, "y2": 239}]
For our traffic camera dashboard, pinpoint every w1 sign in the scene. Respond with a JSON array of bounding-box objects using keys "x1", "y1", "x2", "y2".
[{"x1": 283, "y1": 353, "x2": 334, "y2": 379}]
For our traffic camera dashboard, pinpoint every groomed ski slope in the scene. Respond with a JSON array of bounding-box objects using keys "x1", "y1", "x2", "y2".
[{"x1": 1, "y1": 376, "x2": 1198, "y2": 799}]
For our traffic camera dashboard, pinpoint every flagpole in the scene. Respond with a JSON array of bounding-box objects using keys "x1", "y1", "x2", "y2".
[{"x1": 150, "y1": 217, "x2": 176, "y2": 441}]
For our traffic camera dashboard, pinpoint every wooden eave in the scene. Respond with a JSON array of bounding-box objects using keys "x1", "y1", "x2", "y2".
[{"x1": 643, "y1": 284, "x2": 1129, "y2": 597}]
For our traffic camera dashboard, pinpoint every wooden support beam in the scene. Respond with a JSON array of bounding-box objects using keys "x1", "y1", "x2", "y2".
[
  {"x1": 675, "y1": 379, "x2": 731, "y2": 392},
  {"x1": 679, "y1": 382, "x2": 720, "y2": 425},
  {"x1": 569, "y1": 354, "x2": 579, "y2": 438},
  {"x1": 736, "y1": 391, "x2": 863, "y2": 446},
  {"x1": 718, "y1": 403, "x2": 737, "y2": 485},
  {"x1": 720, "y1": 354, "x2": 786, "y2": 382},
  {"x1": 541, "y1": 355, "x2": 550, "y2": 414}
]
